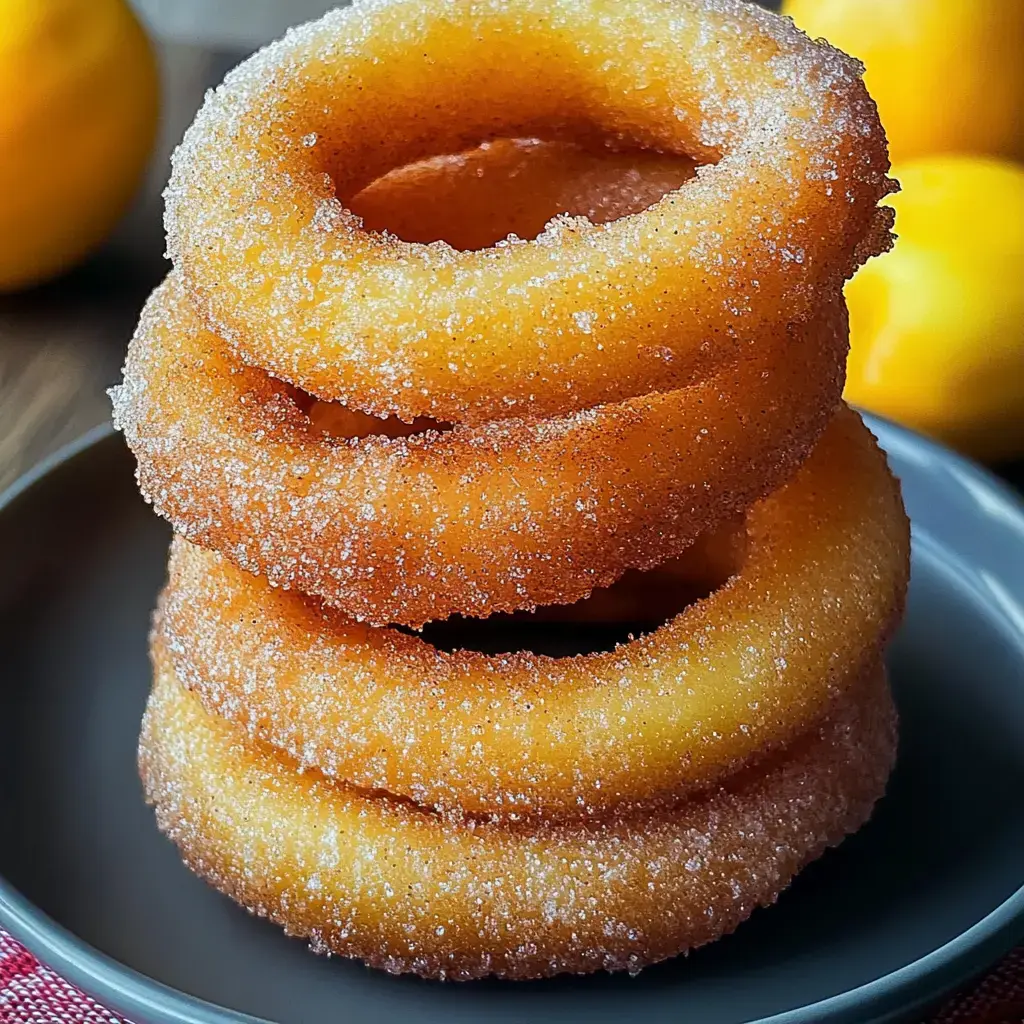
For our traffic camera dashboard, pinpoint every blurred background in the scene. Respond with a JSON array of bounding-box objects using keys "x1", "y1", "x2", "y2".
[{"x1": 0, "y1": 0, "x2": 1021, "y2": 492}]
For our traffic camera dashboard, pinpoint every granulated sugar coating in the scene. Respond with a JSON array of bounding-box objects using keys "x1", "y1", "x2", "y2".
[
  {"x1": 163, "y1": 0, "x2": 894, "y2": 424},
  {"x1": 154, "y1": 411, "x2": 907, "y2": 819},
  {"x1": 109, "y1": 0, "x2": 910, "y2": 981},
  {"x1": 112, "y1": 273, "x2": 851, "y2": 625},
  {"x1": 140, "y1": 652, "x2": 896, "y2": 980}
]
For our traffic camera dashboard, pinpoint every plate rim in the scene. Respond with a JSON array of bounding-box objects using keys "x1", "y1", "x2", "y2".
[{"x1": 1, "y1": 415, "x2": 1023, "y2": 1024}]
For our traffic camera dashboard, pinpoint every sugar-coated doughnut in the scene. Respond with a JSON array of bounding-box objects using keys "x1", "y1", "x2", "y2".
[
  {"x1": 140, "y1": 652, "x2": 896, "y2": 980},
  {"x1": 164, "y1": 0, "x2": 894, "y2": 423},
  {"x1": 113, "y1": 273, "x2": 849, "y2": 626}
]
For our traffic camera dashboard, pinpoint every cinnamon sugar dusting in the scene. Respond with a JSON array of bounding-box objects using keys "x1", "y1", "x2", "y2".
[{"x1": 110, "y1": 0, "x2": 907, "y2": 981}]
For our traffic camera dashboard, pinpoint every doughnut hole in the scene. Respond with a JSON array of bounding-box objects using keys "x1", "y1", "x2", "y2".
[
  {"x1": 305, "y1": 400, "x2": 447, "y2": 440},
  {"x1": 348, "y1": 137, "x2": 698, "y2": 251},
  {"x1": 415, "y1": 516, "x2": 746, "y2": 656}
]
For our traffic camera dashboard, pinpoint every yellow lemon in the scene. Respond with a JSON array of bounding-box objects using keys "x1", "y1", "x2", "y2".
[
  {"x1": 0, "y1": 0, "x2": 159, "y2": 291},
  {"x1": 782, "y1": 0, "x2": 1024, "y2": 164},
  {"x1": 844, "y1": 156, "x2": 1024, "y2": 462}
]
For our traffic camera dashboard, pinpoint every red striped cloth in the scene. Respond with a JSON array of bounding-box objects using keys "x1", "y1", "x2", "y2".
[
  {"x1": 3, "y1": 929, "x2": 1024, "y2": 1023},
  {"x1": 0, "y1": 932, "x2": 123, "y2": 1023}
]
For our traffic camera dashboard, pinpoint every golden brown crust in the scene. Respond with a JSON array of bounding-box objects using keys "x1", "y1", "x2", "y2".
[
  {"x1": 112, "y1": 273, "x2": 851, "y2": 626},
  {"x1": 164, "y1": 0, "x2": 893, "y2": 423},
  {"x1": 140, "y1": 654, "x2": 897, "y2": 980},
  {"x1": 155, "y1": 410, "x2": 908, "y2": 818}
]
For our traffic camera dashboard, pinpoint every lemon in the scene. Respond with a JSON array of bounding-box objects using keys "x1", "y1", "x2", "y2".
[
  {"x1": 783, "y1": 0, "x2": 1024, "y2": 164},
  {"x1": 0, "y1": 0, "x2": 159, "y2": 291},
  {"x1": 844, "y1": 156, "x2": 1024, "y2": 462}
]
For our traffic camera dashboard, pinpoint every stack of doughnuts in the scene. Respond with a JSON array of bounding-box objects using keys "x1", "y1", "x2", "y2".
[{"x1": 111, "y1": 0, "x2": 910, "y2": 980}]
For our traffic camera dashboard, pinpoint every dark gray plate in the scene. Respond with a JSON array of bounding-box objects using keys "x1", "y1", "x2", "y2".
[{"x1": 2, "y1": 417, "x2": 1024, "y2": 1024}]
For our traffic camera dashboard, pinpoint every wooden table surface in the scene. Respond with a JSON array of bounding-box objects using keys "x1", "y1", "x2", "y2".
[{"x1": 0, "y1": 254, "x2": 157, "y2": 492}]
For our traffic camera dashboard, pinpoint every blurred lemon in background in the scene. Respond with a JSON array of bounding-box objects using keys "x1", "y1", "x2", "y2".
[
  {"x1": 845, "y1": 157, "x2": 1024, "y2": 462},
  {"x1": 0, "y1": 0, "x2": 159, "y2": 291},
  {"x1": 783, "y1": 0, "x2": 1024, "y2": 164}
]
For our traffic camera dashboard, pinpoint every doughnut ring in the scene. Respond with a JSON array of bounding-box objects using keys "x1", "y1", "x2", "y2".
[
  {"x1": 114, "y1": 273, "x2": 849, "y2": 626},
  {"x1": 154, "y1": 409, "x2": 908, "y2": 818},
  {"x1": 141, "y1": 651, "x2": 897, "y2": 980},
  {"x1": 164, "y1": 0, "x2": 894, "y2": 423}
]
